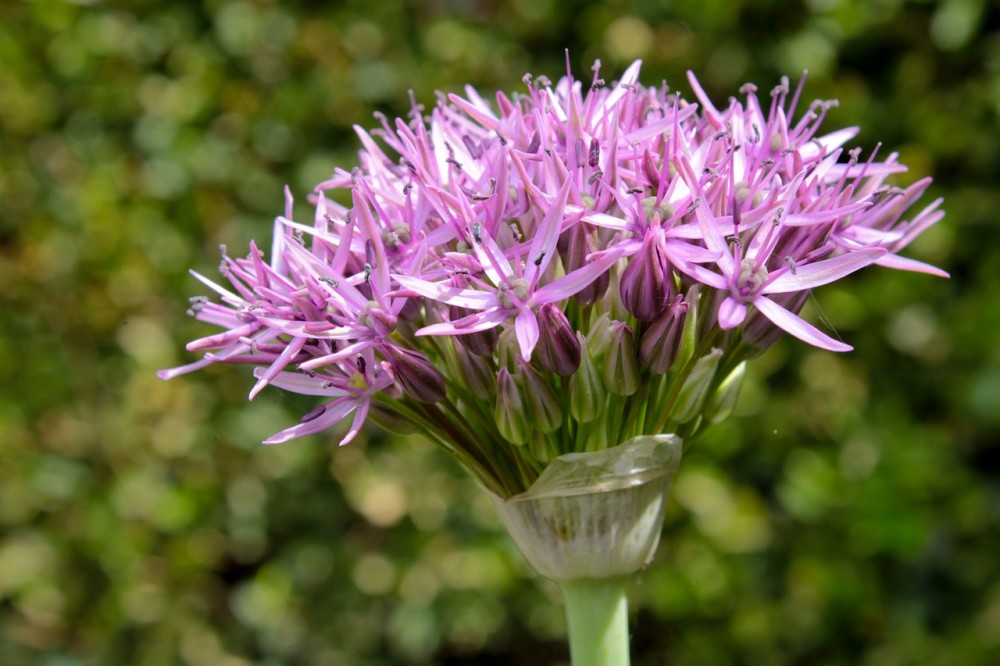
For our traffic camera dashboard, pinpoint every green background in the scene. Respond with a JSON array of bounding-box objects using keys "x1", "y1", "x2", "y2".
[{"x1": 2, "y1": 0, "x2": 997, "y2": 664}]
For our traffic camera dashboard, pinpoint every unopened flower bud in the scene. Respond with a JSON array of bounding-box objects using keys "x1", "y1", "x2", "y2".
[
  {"x1": 564, "y1": 225, "x2": 609, "y2": 306},
  {"x1": 672, "y1": 348, "x2": 723, "y2": 424},
  {"x1": 569, "y1": 333, "x2": 604, "y2": 423},
  {"x1": 707, "y1": 361, "x2": 745, "y2": 425},
  {"x1": 619, "y1": 232, "x2": 671, "y2": 321},
  {"x1": 585, "y1": 312, "x2": 614, "y2": 360},
  {"x1": 518, "y1": 358, "x2": 563, "y2": 433},
  {"x1": 603, "y1": 321, "x2": 640, "y2": 396},
  {"x1": 452, "y1": 339, "x2": 496, "y2": 400},
  {"x1": 384, "y1": 345, "x2": 446, "y2": 403},
  {"x1": 639, "y1": 295, "x2": 688, "y2": 374},
  {"x1": 535, "y1": 304, "x2": 581, "y2": 376},
  {"x1": 495, "y1": 368, "x2": 529, "y2": 445}
]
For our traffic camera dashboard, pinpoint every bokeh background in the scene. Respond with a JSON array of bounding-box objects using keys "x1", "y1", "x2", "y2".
[{"x1": 2, "y1": 0, "x2": 998, "y2": 664}]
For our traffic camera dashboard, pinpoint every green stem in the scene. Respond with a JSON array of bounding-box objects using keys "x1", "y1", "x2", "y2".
[{"x1": 559, "y1": 577, "x2": 631, "y2": 666}]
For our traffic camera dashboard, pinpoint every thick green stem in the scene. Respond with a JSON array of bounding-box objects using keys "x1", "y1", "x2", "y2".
[{"x1": 559, "y1": 577, "x2": 631, "y2": 666}]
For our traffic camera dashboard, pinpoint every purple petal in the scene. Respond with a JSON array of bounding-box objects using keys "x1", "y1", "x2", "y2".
[
  {"x1": 672, "y1": 262, "x2": 729, "y2": 290},
  {"x1": 875, "y1": 254, "x2": 950, "y2": 278},
  {"x1": 574, "y1": 209, "x2": 629, "y2": 231},
  {"x1": 249, "y1": 336, "x2": 307, "y2": 400},
  {"x1": 157, "y1": 357, "x2": 216, "y2": 380},
  {"x1": 299, "y1": 339, "x2": 373, "y2": 371},
  {"x1": 527, "y1": 176, "x2": 573, "y2": 283},
  {"x1": 257, "y1": 317, "x2": 362, "y2": 340},
  {"x1": 252, "y1": 369, "x2": 350, "y2": 397},
  {"x1": 718, "y1": 297, "x2": 747, "y2": 330},
  {"x1": 338, "y1": 399, "x2": 370, "y2": 446},
  {"x1": 263, "y1": 397, "x2": 359, "y2": 445},
  {"x1": 514, "y1": 309, "x2": 540, "y2": 360},
  {"x1": 393, "y1": 274, "x2": 495, "y2": 309},
  {"x1": 416, "y1": 308, "x2": 508, "y2": 336},
  {"x1": 753, "y1": 296, "x2": 852, "y2": 352},
  {"x1": 764, "y1": 248, "x2": 885, "y2": 294},
  {"x1": 532, "y1": 248, "x2": 623, "y2": 304}
]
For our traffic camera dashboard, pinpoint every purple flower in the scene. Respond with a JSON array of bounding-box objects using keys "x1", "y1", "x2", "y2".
[{"x1": 161, "y1": 58, "x2": 944, "y2": 493}]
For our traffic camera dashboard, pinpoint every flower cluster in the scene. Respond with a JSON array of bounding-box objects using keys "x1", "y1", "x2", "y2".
[{"x1": 161, "y1": 59, "x2": 945, "y2": 497}]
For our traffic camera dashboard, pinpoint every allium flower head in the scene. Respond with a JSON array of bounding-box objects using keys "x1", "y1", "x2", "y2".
[{"x1": 162, "y1": 58, "x2": 945, "y2": 496}]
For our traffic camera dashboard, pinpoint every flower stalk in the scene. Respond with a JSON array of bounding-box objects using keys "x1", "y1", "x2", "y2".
[{"x1": 561, "y1": 577, "x2": 631, "y2": 666}]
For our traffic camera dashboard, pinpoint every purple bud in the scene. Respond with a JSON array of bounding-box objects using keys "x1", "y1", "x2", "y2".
[
  {"x1": 535, "y1": 304, "x2": 581, "y2": 376},
  {"x1": 517, "y1": 358, "x2": 563, "y2": 433},
  {"x1": 495, "y1": 368, "x2": 528, "y2": 445},
  {"x1": 619, "y1": 232, "x2": 672, "y2": 321},
  {"x1": 384, "y1": 344, "x2": 446, "y2": 403},
  {"x1": 603, "y1": 321, "x2": 640, "y2": 396},
  {"x1": 565, "y1": 225, "x2": 610, "y2": 306},
  {"x1": 639, "y1": 295, "x2": 688, "y2": 374}
]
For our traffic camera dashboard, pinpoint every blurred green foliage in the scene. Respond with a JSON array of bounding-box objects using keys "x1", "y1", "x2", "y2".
[{"x1": 1, "y1": 0, "x2": 998, "y2": 664}]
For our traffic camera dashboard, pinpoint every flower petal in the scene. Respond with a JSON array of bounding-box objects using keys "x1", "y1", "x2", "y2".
[
  {"x1": 718, "y1": 297, "x2": 747, "y2": 330},
  {"x1": 416, "y1": 308, "x2": 509, "y2": 336},
  {"x1": 393, "y1": 274, "x2": 496, "y2": 309},
  {"x1": 515, "y1": 308, "x2": 540, "y2": 360},
  {"x1": 753, "y1": 296, "x2": 852, "y2": 352},
  {"x1": 263, "y1": 397, "x2": 359, "y2": 445},
  {"x1": 764, "y1": 248, "x2": 885, "y2": 294},
  {"x1": 875, "y1": 253, "x2": 950, "y2": 278},
  {"x1": 252, "y1": 369, "x2": 350, "y2": 397},
  {"x1": 532, "y1": 248, "x2": 623, "y2": 304}
]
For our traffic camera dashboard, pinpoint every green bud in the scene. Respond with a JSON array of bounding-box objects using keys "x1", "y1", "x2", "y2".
[
  {"x1": 451, "y1": 339, "x2": 496, "y2": 400},
  {"x1": 570, "y1": 333, "x2": 604, "y2": 423},
  {"x1": 585, "y1": 313, "x2": 614, "y2": 360},
  {"x1": 708, "y1": 361, "x2": 746, "y2": 425},
  {"x1": 672, "y1": 348, "x2": 723, "y2": 424},
  {"x1": 675, "y1": 284, "x2": 701, "y2": 369},
  {"x1": 518, "y1": 359, "x2": 563, "y2": 433},
  {"x1": 495, "y1": 368, "x2": 529, "y2": 446},
  {"x1": 603, "y1": 321, "x2": 640, "y2": 396}
]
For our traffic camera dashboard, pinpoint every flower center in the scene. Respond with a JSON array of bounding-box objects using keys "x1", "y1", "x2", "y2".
[
  {"x1": 736, "y1": 258, "x2": 768, "y2": 299},
  {"x1": 498, "y1": 277, "x2": 530, "y2": 309}
]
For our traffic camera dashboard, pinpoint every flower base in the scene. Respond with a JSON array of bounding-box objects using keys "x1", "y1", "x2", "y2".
[{"x1": 487, "y1": 435, "x2": 683, "y2": 664}]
